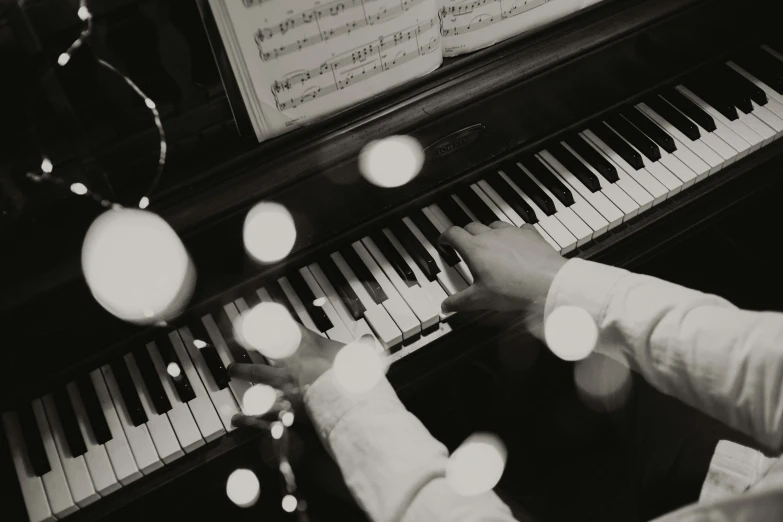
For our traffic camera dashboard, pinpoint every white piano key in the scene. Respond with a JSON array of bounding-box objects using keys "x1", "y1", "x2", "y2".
[
  {"x1": 297, "y1": 267, "x2": 355, "y2": 343},
  {"x1": 518, "y1": 161, "x2": 593, "y2": 245},
  {"x1": 146, "y1": 341, "x2": 205, "y2": 453},
  {"x1": 738, "y1": 110, "x2": 776, "y2": 145},
  {"x1": 475, "y1": 180, "x2": 525, "y2": 227},
  {"x1": 451, "y1": 194, "x2": 479, "y2": 223},
  {"x1": 728, "y1": 61, "x2": 783, "y2": 110},
  {"x1": 568, "y1": 135, "x2": 655, "y2": 214},
  {"x1": 751, "y1": 102, "x2": 783, "y2": 135},
  {"x1": 539, "y1": 165, "x2": 610, "y2": 238},
  {"x1": 41, "y1": 394, "x2": 101, "y2": 507},
  {"x1": 494, "y1": 170, "x2": 566, "y2": 251},
  {"x1": 278, "y1": 276, "x2": 326, "y2": 337},
  {"x1": 331, "y1": 251, "x2": 403, "y2": 349},
  {"x1": 165, "y1": 331, "x2": 224, "y2": 442},
  {"x1": 361, "y1": 237, "x2": 440, "y2": 330},
  {"x1": 2, "y1": 411, "x2": 56, "y2": 522},
  {"x1": 41, "y1": 394, "x2": 100, "y2": 507},
  {"x1": 602, "y1": 119, "x2": 689, "y2": 193},
  {"x1": 421, "y1": 206, "x2": 474, "y2": 284},
  {"x1": 101, "y1": 365, "x2": 162, "y2": 475},
  {"x1": 381, "y1": 228, "x2": 453, "y2": 319},
  {"x1": 536, "y1": 151, "x2": 627, "y2": 227},
  {"x1": 636, "y1": 101, "x2": 723, "y2": 179},
  {"x1": 308, "y1": 262, "x2": 381, "y2": 346},
  {"x1": 201, "y1": 314, "x2": 256, "y2": 412},
  {"x1": 178, "y1": 326, "x2": 238, "y2": 432},
  {"x1": 761, "y1": 44, "x2": 783, "y2": 62},
  {"x1": 676, "y1": 85, "x2": 764, "y2": 153},
  {"x1": 123, "y1": 354, "x2": 183, "y2": 464},
  {"x1": 31, "y1": 398, "x2": 78, "y2": 517},
  {"x1": 581, "y1": 130, "x2": 669, "y2": 204},
  {"x1": 471, "y1": 184, "x2": 514, "y2": 225},
  {"x1": 353, "y1": 240, "x2": 421, "y2": 339},
  {"x1": 65, "y1": 382, "x2": 120, "y2": 496},
  {"x1": 89, "y1": 370, "x2": 141, "y2": 484},
  {"x1": 402, "y1": 216, "x2": 472, "y2": 293}
]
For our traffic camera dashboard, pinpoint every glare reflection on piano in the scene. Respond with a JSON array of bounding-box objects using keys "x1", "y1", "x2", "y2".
[{"x1": 3, "y1": 0, "x2": 783, "y2": 520}]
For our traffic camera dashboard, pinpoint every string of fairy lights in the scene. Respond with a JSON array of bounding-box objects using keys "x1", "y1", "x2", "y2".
[
  {"x1": 22, "y1": 1, "x2": 308, "y2": 517},
  {"x1": 25, "y1": 0, "x2": 165, "y2": 211}
]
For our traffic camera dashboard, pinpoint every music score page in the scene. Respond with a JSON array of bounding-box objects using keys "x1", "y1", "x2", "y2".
[{"x1": 211, "y1": 0, "x2": 442, "y2": 140}]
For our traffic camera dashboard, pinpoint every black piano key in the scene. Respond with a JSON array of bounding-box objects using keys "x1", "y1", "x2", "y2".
[
  {"x1": 564, "y1": 134, "x2": 620, "y2": 182},
  {"x1": 506, "y1": 160, "x2": 557, "y2": 214},
  {"x1": 520, "y1": 151, "x2": 576, "y2": 204},
  {"x1": 17, "y1": 403, "x2": 51, "y2": 476},
  {"x1": 717, "y1": 64, "x2": 767, "y2": 106},
  {"x1": 155, "y1": 335, "x2": 196, "y2": 403},
  {"x1": 644, "y1": 96, "x2": 701, "y2": 141},
  {"x1": 453, "y1": 186, "x2": 497, "y2": 226},
  {"x1": 288, "y1": 271, "x2": 333, "y2": 333},
  {"x1": 682, "y1": 75, "x2": 739, "y2": 121},
  {"x1": 542, "y1": 145, "x2": 601, "y2": 194},
  {"x1": 436, "y1": 195, "x2": 472, "y2": 228},
  {"x1": 266, "y1": 282, "x2": 302, "y2": 325},
  {"x1": 621, "y1": 108, "x2": 676, "y2": 153},
  {"x1": 242, "y1": 288, "x2": 262, "y2": 308},
  {"x1": 607, "y1": 113, "x2": 662, "y2": 162},
  {"x1": 52, "y1": 387, "x2": 87, "y2": 457},
  {"x1": 388, "y1": 222, "x2": 440, "y2": 281},
  {"x1": 704, "y1": 66, "x2": 753, "y2": 114},
  {"x1": 734, "y1": 48, "x2": 783, "y2": 95},
  {"x1": 410, "y1": 210, "x2": 461, "y2": 267},
  {"x1": 320, "y1": 257, "x2": 366, "y2": 320},
  {"x1": 370, "y1": 232, "x2": 418, "y2": 288},
  {"x1": 340, "y1": 246, "x2": 388, "y2": 304},
  {"x1": 110, "y1": 360, "x2": 148, "y2": 427},
  {"x1": 76, "y1": 376, "x2": 112, "y2": 444},
  {"x1": 132, "y1": 347, "x2": 172, "y2": 415},
  {"x1": 188, "y1": 319, "x2": 231, "y2": 390},
  {"x1": 590, "y1": 121, "x2": 645, "y2": 170},
  {"x1": 659, "y1": 87, "x2": 717, "y2": 132},
  {"x1": 485, "y1": 172, "x2": 538, "y2": 224},
  {"x1": 215, "y1": 309, "x2": 254, "y2": 364}
]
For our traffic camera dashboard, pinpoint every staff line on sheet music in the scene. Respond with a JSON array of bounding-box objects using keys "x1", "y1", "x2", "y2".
[
  {"x1": 271, "y1": 20, "x2": 439, "y2": 110},
  {"x1": 439, "y1": 0, "x2": 552, "y2": 36},
  {"x1": 255, "y1": 0, "x2": 428, "y2": 61}
]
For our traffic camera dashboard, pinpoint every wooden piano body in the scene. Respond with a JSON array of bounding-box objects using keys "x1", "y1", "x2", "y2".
[{"x1": 2, "y1": 0, "x2": 783, "y2": 520}]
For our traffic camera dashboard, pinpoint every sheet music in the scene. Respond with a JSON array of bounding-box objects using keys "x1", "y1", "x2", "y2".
[
  {"x1": 213, "y1": 0, "x2": 442, "y2": 140},
  {"x1": 438, "y1": 0, "x2": 587, "y2": 57}
]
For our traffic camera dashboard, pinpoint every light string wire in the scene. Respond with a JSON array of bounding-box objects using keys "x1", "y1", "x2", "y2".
[{"x1": 24, "y1": 0, "x2": 166, "y2": 210}]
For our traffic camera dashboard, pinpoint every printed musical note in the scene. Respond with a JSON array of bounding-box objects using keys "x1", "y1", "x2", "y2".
[
  {"x1": 255, "y1": 0, "x2": 429, "y2": 60},
  {"x1": 272, "y1": 17, "x2": 440, "y2": 110},
  {"x1": 439, "y1": 0, "x2": 552, "y2": 37}
]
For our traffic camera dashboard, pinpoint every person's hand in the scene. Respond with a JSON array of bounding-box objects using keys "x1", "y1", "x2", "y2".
[
  {"x1": 227, "y1": 324, "x2": 346, "y2": 428},
  {"x1": 438, "y1": 221, "x2": 567, "y2": 314}
]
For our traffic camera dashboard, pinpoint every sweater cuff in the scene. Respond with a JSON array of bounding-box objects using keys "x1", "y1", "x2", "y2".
[
  {"x1": 544, "y1": 258, "x2": 630, "y2": 324},
  {"x1": 304, "y1": 369, "x2": 401, "y2": 440}
]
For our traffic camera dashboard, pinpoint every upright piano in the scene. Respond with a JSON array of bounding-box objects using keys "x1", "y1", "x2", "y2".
[{"x1": 2, "y1": 0, "x2": 783, "y2": 520}]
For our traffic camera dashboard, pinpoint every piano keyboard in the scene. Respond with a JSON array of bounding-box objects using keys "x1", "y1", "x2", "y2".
[{"x1": 5, "y1": 44, "x2": 783, "y2": 522}]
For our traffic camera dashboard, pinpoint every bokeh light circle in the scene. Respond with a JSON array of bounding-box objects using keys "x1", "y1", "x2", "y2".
[
  {"x1": 574, "y1": 352, "x2": 633, "y2": 412},
  {"x1": 81, "y1": 208, "x2": 195, "y2": 325},
  {"x1": 282, "y1": 494, "x2": 297, "y2": 512},
  {"x1": 544, "y1": 306, "x2": 598, "y2": 361},
  {"x1": 446, "y1": 433, "x2": 507, "y2": 496},
  {"x1": 358, "y1": 135, "x2": 424, "y2": 188},
  {"x1": 332, "y1": 337, "x2": 387, "y2": 393},
  {"x1": 241, "y1": 384, "x2": 277, "y2": 416},
  {"x1": 243, "y1": 202, "x2": 297, "y2": 264},
  {"x1": 226, "y1": 468, "x2": 260, "y2": 508},
  {"x1": 238, "y1": 302, "x2": 301, "y2": 359}
]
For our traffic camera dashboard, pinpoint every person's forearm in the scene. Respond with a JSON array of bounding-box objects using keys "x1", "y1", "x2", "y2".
[
  {"x1": 545, "y1": 259, "x2": 783, "y2": 454},
  {"x1": 305, "y1": 372, "x2": 515, "y2": 522}
]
